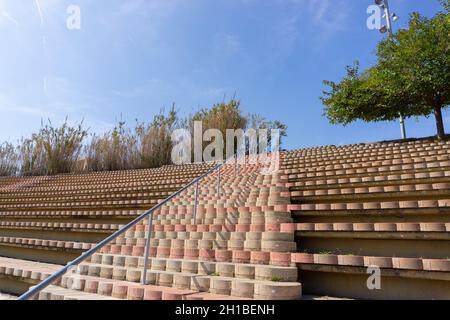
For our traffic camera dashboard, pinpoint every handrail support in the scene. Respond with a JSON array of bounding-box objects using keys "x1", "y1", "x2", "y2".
[
  {"x1": 217, "y1": 166, "x2": 221, "y2": 196},
  {"x1": 192, "y1": 180, "x2": 199, "y2": 224},
  {"x1": 141, "y1": 213, "x2": 154, "y2": 285}
]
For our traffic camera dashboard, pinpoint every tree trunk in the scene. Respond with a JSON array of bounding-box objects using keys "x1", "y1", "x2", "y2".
[{"x1": 433, "y1": 104, "x2": 446, "y2": 140}]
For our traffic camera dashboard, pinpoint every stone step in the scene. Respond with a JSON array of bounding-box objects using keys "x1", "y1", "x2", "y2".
[
  {"x1": 86, "y1": 253, "x2": 299, "y2": 282},
  {"x1": 63, "y1": 268, "x2": 301, "y2": 300},
  {"x1": 38, "y1": 285, "x2": 119, "y2": 300}
]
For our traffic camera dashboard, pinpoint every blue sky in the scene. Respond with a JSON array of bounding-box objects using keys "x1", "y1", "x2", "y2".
[{"x1": 0, "y1": 0, "x2": 447, "y2": 150}]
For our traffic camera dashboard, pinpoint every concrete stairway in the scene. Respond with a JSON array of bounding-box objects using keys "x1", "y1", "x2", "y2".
[
  {"x1": 281, "y1": 139, "x2": 450, "y2": 299},
  {"x1": 0, "y1": 164, "x2": 213, "y2": 264},
  {"x1": 2, "y1": 138, "x2": 449, "y2": 300},
  {"x1": 28, "y1": 158, "x2": 302, "y2": 300}
]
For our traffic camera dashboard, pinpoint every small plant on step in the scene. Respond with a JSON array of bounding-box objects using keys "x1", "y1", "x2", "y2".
[{"x1": 271, "y1": 276, "x2": 283, "y2": 282}]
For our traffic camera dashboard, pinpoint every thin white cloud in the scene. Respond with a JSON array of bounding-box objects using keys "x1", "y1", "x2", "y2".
[
  {"x1": 0, "y1": 93, "x2": 55, "y2": 118},
  {"x1": 204, "y1": 88, "x2": 227, "y2": 98},
  {"x1": 308, "y1": 0, "x2": 329, "y2": 21},
  {"x1": 118, "y1": 0, "x2": 145, "y2": 16},
  {"x1": 111, "y1": 77, "x2": 234, "y2": 111},
  {"x1": 0, "y1": 75, "x2": 104, "y2": 121},
  {"x1": 235, "y1": 0, "x2": 348, "y2": 68},
  {"x1": 34, "y1": 0, "x2": 44, "y2": 25},
  {"x1": 275, "y1": 15, "x2": 300, "y2": 59},
  {"x1": 111, "y1": 0, "x2": 179, "y2": 19},
  {"x1": 214, "y1": 33, "x2": 241, "y2": 56},
  {"x1": 43, "y1": 76, "x2": 48, "y2": 96},
  {"x1": 1, "y1": 11, "x2": 19, "y2": 26},
  {"x1": 306, "y1": 0, "x2": 348, "y2": 32},
  {"x1": 112, "y1": 78, "x2": 163, "y2": 98},
  {"x1": 286, "y1": 0, "x2": 348, "y2": 33}
]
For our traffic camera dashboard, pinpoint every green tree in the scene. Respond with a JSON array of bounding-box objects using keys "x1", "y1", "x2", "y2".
[{"x1": 321, "y1": 3, "x2": 449, "y2": 139}]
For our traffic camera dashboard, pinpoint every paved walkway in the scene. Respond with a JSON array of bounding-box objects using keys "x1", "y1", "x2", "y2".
[
  {"x1": 0, "y1": 292, "x2": 17, "y2": 300},
  {"x1": 0, "y1": 256, "x2": 62, "y2": 300},
  {"x1": 0, "y1": 256, "x2": 62, "y2": 275}
]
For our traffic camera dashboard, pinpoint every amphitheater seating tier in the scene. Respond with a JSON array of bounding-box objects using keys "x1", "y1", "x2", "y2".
[
  {"x1": 280, "y1": 139, "x2": 450, "y2": 299},
  {"x1": 1, "y1": 138, "x2": 449, "y2": 300}
]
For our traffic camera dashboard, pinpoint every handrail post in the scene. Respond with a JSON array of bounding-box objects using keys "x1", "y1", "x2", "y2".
[
  {"x1": 193, "y1": 180, "x2": 199, "y2": 224},
  {"x1": 141, "y1": 212, "x2": 153, "y2": 285},
  {"x1": 217, "y1": 165, "x2": 221, "y2": 196}
]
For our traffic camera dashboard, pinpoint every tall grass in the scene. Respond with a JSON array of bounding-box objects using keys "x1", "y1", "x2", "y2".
[
  {"x1": 85, "y1": 122, "x2": 137, "y2": 172},
  {"x1": 0, "y1": 100, "x2": 287, "y2": 176},
  {"x1": 19, "y1": 119, "x2": 88, "y2": 176},
  {"x1": 190, "y1": 99, "x2": 287, "y2": 157},
  {"x1": 85, "y1": 107, "x2": 181, "y2": 171},
  {"x1": 0, "y1": 142, "x2": 19, "y2": 176},
  {"x1": 136, "y1": 106, "x2": 181, "y2": 169}
]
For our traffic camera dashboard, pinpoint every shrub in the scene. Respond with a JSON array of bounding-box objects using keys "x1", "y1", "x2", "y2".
[
  {"x1": 19, "y1": 119, "x2": 88, "y2": 176},
  {"x1": 85, "y1": 122, "x2": 137, "y2": 172},
  {"x1": 189, "y1": 99, "x2": 287, "y2": 158},
  {"x1": 84, "y1": 107, "x2": 181, "y2": 171},
  {"x1": 136, "y1": 106, "x2": 181, "y2": 169},
  {"x1": 0, "y1": 100, "x2": 287, "y2": 176},
  {"x1": 0, "y1": 142, "x2": 19, "y2": 176}
]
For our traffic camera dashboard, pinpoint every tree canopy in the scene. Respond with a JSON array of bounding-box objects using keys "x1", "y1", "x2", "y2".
[{"x1": 321, "y1": 2, "x2": 449, "y2": 139}]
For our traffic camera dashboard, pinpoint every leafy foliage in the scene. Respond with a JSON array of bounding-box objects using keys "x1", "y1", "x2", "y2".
[
  {"x1": 191, "y1": 99, "x2": 248, "y2": 136},
  {"x1": 322, "y1": 4, "x2": 449, "y2": 138}
]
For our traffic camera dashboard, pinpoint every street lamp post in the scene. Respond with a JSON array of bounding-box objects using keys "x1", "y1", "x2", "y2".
[{"x1": 376, "y1": 0, "x2": 406, "y2": 140}]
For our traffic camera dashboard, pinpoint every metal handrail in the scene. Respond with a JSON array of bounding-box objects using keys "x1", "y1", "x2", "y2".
[{"x1": 18, "y1": 162, "x2": 223, "y2": 300}]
